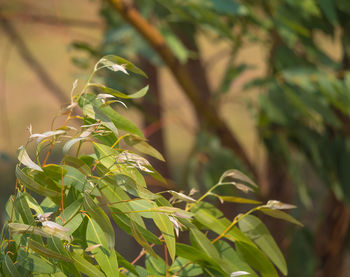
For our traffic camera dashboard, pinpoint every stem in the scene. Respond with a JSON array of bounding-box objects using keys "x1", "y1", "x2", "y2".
[{"x1": 42, "y1": 142, "x2": 54, "y2": 166}]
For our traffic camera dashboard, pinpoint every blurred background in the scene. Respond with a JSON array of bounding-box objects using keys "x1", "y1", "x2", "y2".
[{"x1": 1, "y1": 0, "x2": 350, "y2": 276}]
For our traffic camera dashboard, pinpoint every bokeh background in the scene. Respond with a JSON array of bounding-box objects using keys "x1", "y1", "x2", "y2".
[{"x1": 1, "y1": 0, "x2": 350, "y2": 276}]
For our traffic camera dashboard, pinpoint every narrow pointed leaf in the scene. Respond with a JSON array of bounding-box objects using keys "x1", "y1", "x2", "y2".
[
  {"x1": 16, "y1": 166, "x2": 60, "y2": 199},
  {"x1": 259, "y1": 208, "x2": 303, "y2": 227},
  {"x1": 84, "y1": 193, "x2": 115, "y2": 249},
  {"x1": 153, "y1": 213, "x2": 175, "y2": 261},
  {"x1": 239, "y1": 215, "x2": 287, "y2": 275},
  {"x1": 71, "y1": 251, "x2": 105, "y2": 277},
  {"x1": 89, "y1": 83, "x2": 149, "y2": 99},
  {"x1": 86, "y1": 218, "x2": 119, "y2": 277}
]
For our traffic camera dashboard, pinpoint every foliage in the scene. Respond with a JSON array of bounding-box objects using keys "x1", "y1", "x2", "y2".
[
  {"x1": 0, "y1": 56, "x2": 300, "y2": 276},
  {"x1": 69, "y1": 1, "x2": 350, "y2": 275}
]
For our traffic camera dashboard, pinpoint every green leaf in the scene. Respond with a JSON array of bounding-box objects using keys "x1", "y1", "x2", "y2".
[
  {"x1": 175, "y1": 243, "x2": 225, "y2": 274},
  {"x1": 130, "y1": 218, "x2": 158, "y2": 258},
  {"x1": 3, "y1": 254, "x2": 20, "y2": 277},
  {"x1": 83, "y1": 103, "x2": 119, "y2": 136},
  {"x1": 236, "y1": 242, "x2": 279, "y2": 277},
  {"x1": 259, "y1": 208, "x2": 303, "y2": 227},
  {"x1": 190, "y1": 228, "x2": 220, "y2": 261},
  {"x1": 86, "y1": 218, "x2": 119, "y2": 277},
  {"x1": 153, "y1": 213, "x2": 176, "y2": 261},
  {"x1": 16, "y1": 166, "x2": 61, "y2": 199},
  {"x1": 14, "y1": 192, "x2": 35, "y2": 225},
  {"x1": 63, "y1": 156, "x2": 91, "y2": 176},
  {"x1": 28, "y1": 239, "x2": 72, "y2": 262},
  {"x1": 17, "y1": 145, "x2": 43, "y2": 172},
  {"x1": 161, "y1": 28, "x2": 189, "y2": 64},
  {"x1": 239, "y1": 215, "x2": 287, "y2": 275},
  {"x1": 116, "y1": 252, "x2": 139, "y2": 275},
  {"x1": 84, "y1": 193, "x2": 115, "y2": 249},
  {"x1": 145, "y1": 255, "x2": 166, "y2": 276},
  {"x1": 71, "y1": 251, "x2": 106, "y2": 277},
  {"x1": 14, "y1": 192, "x2": 43, "y2": 243},
  {"x1": 191, "y1": 202, "x2": 255, "y2": 246},
  {"x1": 99, "y1": 55, "x2": 148, "y2": 78},
  {"x1": 208, "y1": 0, "x2": 244, "y2": 15},
  {"x1": 47, "y1": 236, "x2": 81, "y2": 277},
  {"x1": 317, "y1": 0, "x2": 338, "y2": 24},
  {"x1": 124, "y1": 135, "x2": 165, "y2": 161},
  {"x1": 56, "y1": 198, "x2": 84, "y2": 235},
  {"x1": 79, "y1": 93, "x2": 143, "y2": 137},
  {"x1": 212, "y1": 194, "x2": 262, "y2": 205},
  {"x1": 63, "y1": 165, "x2": 97, "y2": 195},
  {"x1": 169, "y1": 257, "x2": 203, "y2": 276},
  {"x1": 89, "y1": 83, "x2": 149, "y2": 99},
  {"x1": 213, "y1": 240, "x2": 257, "y2": 276},
  {"x1": 17, "y1": 249, "x2": 58, "y2": 274},
  {"x1": 111, "y1": 210, "x2": 161, "y2": 245}
]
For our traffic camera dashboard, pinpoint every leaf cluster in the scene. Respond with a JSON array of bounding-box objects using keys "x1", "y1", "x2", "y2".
[{"x1": 0, "y1": 56, "x2": 301, "y2": 277}]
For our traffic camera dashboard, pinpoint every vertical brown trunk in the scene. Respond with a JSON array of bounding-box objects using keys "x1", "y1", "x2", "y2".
[{"x1": 314, "y1": 193, "x2": 350, "y2": 277}]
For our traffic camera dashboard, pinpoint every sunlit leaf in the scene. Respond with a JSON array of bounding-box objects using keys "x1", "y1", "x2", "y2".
[
  {"x1": 153, "y1": 212, "x2": 176, "y2": 261},
  {"x1": 98, "y1": 55, "x2": 147, "y2": 78},
  {"x1": 259, "y1": 208, "x2": 303, "y2": 227},
  {"x1": 89, "y1": 83, "x2": 148, "y2": 99},
  {"x1": 16, "y1": 166, "x2": 60, "y2": 199},
  {"x1": 17, "y1": 146, "x2": 43, "y2": 172},
  {"x1": 86, "y1": 218, "x2": 119, "y2": 277},
  {"x1": 239, "y1": 215, "x2": 287, "y2": 275}
]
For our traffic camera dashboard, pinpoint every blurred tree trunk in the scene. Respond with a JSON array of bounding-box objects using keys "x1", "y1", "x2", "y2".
[
  {"x1": 313, "y1": 23, "x2": 350, "y2": 277},
  {"x1": 314, "y1": 193, "x2": 350, "y2": 277},
  {"x1": 108, "y1": 0, "x2": 258, "y2": 179}
]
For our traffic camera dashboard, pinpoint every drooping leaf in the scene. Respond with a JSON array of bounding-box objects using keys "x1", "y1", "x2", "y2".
[
  {"x1": 238, "y1": 215, "x2": 287, "y2": 275},
  {"x1": 153, "y1": 213, "x2": 176, "y2": 261},
  {"x1": 86, "y1": 218, "x2": 119, "y2": 277},
  {"x1": 17, "y1": 146, "x2": 43, "y2": 172},
  {"x1": 124, "y1": 135, "x2": 165, "y2": 161},
  {"x1": 190, "y1": 227, "x2": 220, "y2": 261},
  {"x1": 84, "y1": 193, "x2": 115, "y2": 249},
  {"x1": 71, "y1": 251, "x2": 106, "y2": 277},
  {"x1": 236, "y1": 242, "x2": 279, "y2": 277},
  {"x1": 130, "y1": 219, "x2": 158, "y2": 258},
  {"x1": 16, "y1": 166, "x2": 61, "y2": 199}
]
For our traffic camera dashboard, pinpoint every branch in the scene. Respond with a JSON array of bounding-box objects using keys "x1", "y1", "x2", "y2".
[
  {"x1": 0, "y1": 13, "x2": 102, "y2": 29},
  {"x1": 108, "y1": 0, "x2": 258, "y2": 178},
  {"x1": 0, "y1": 18, "x2": 70, "y2": 104}
]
